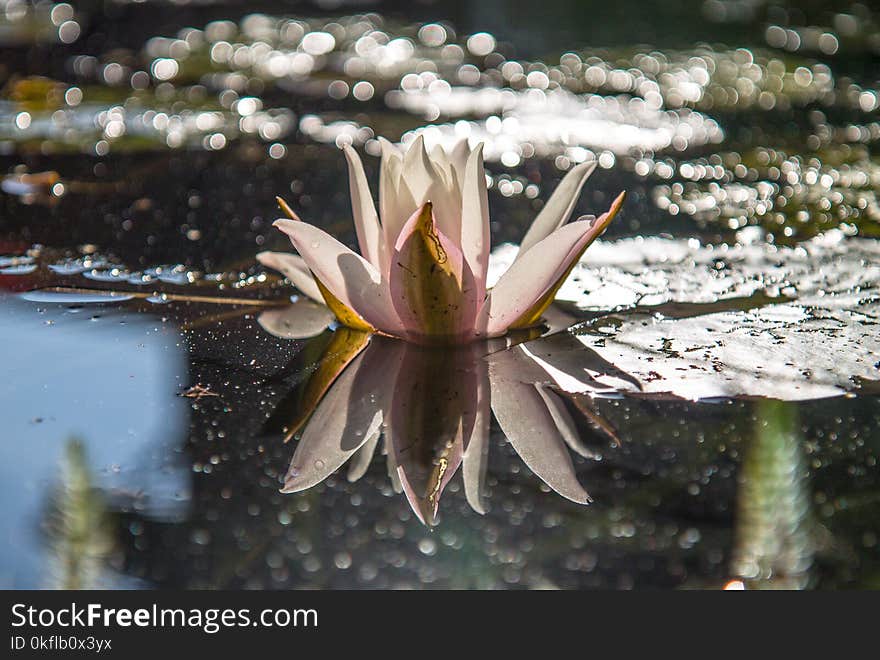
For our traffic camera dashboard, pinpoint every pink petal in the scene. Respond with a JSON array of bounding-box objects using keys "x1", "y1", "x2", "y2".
[
  {"x1": 282, "y1": 338, "x2": 397, "y2": 493},
  {"x1": 478, "y1": 192, "x2": 623, "y2": 336},
  {"x1": 537, "y1": 387, "x2": 598, "y2": 458},
  {"x1": 516, "y1": 161, "x2": 597, "y2": 259},
  {"x1": 389, "y1": 203, "x2": 477, "y2": 342},
  {"x1": 346, "y1": 430, "x2": 381, "y2": 482},
  {"x1": 494, "y1": 382, "x2": 592, "y2": 504},
  {"x1": 477, "y1": 220, "x2": 598, "y2": 336},
  {"x1": 345, "y1": 339, "x2": 407, "y2": 483},
  {"x1": 384, "y1": 436, "x2": 403, "y2": 494},
  {"x1": 273, "y1": 218, "x2": 405, "y2": 336},
  {"x1": 342, "y1": 145, "x2": 385, "y2": 269}
]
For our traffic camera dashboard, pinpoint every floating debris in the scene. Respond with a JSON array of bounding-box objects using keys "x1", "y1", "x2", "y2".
[{"x1": 180, "y1": 384, "x2": 220, "y2": 400}]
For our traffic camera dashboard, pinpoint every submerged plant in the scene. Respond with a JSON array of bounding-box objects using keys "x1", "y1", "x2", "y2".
[
  {"x1": 46, "y1": 439, "x2": 114, "y2": 589},
  {"x1": 259, "y1": 136, "x2": 624, "y2": 344}
]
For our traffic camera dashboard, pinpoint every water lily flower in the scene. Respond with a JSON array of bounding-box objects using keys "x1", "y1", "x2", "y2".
[{"x1": 258, "y1": 136, "x2": 624, "y2": 344}]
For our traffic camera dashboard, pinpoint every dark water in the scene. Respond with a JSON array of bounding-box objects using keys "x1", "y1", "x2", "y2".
[{"x1": 1, "y1": 0, "x2": 878, "y2": 589}]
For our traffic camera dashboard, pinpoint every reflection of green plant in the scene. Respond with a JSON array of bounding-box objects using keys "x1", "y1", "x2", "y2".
[
  {"x1": 730, "y1": 401, "x2": 814, "y2": 589},
  {"x1": 45, "y1": 439, "x2": 115, "y2": 590},
  {"x1": 1, "y1": 77, "x2": 291, "y2": 155}
]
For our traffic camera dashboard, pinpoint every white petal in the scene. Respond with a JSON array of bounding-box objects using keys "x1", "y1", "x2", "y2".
[
  {"x1": 379, "y1": 137, "x2": 413, "y2": 249},
  {"x1": 402, "y1": 134, "x2": 436, "y2": 205},
  {"x1": 517, "y1": 161, "x2": 597, "y2": 259},
  {"x1": 347, "y1": 422, "x2": 382, "y2": 482},
  {"x1": 395, "y1": 136, "x2": 461, "y2": 252},
  {"x1": 427, "y1": 144, "x2": 464, "y2": 241},
  {"x1": 430, "y1": 144, "x2": 454, "y2": 191},
  {"x1": 378, "y1": 135, "x2": 402, "y2": 161},
  {"x1": 256, "y1": 251, "x2": 324, "y2": 303},
  {"x1": 342, "y1": 145, "x2": 384, "y2": 268},
  {"x1": 536, "y1": 387, "x2": 598, "y2": 459},
  {"x1": 281, "y1": 350, "x2": 372, "y2": 492},
  {"x1": 428, "y1": 178, "x2": 463, "y2": 253},
  {"x1": 489, "y1": 347, "x2": 591, "y2": 504},
  {"x1": 449, "y1": 138, "x2": 471, "y2": 188},
  {"x1": 462, "y1": 367, "x2": 490, "y2": 515},
  {"x1": 460, "y1": 143, "x2": 490, "y2": 295}
]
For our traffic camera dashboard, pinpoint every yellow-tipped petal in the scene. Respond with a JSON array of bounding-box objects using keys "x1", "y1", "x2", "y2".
[
  {"x1": 276, "y1": 196, "x2": 300, "y2": 221},
  {"x1": 271, "y1": 210, "x2": 381, "y2": 333},
  {"x1": 314, "y1": 277, "x2": 375, "y2": 333},
  {"x1": 510, "y1": 191, "x2": 625, "y2": 330},
  {"x1": 273, "y1": 217, "x2": 405, "y2": 335},
  {"x1": 389, "y1": 202, "x2": 471, "y2": 341}
]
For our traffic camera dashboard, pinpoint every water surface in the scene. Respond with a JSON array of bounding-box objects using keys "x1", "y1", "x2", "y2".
[{"x1": 1, "y1": 0, "x2": 878, "y2": 589}]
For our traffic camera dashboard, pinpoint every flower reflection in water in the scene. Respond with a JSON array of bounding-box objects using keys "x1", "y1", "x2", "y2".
[{"x1": 259, "y1": 304, "x2": 621, "y2": 525}]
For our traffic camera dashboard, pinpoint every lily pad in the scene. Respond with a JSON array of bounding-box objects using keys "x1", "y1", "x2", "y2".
[{"x1": 505, "y1": 230, "x2": 880, "y2": 400}]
